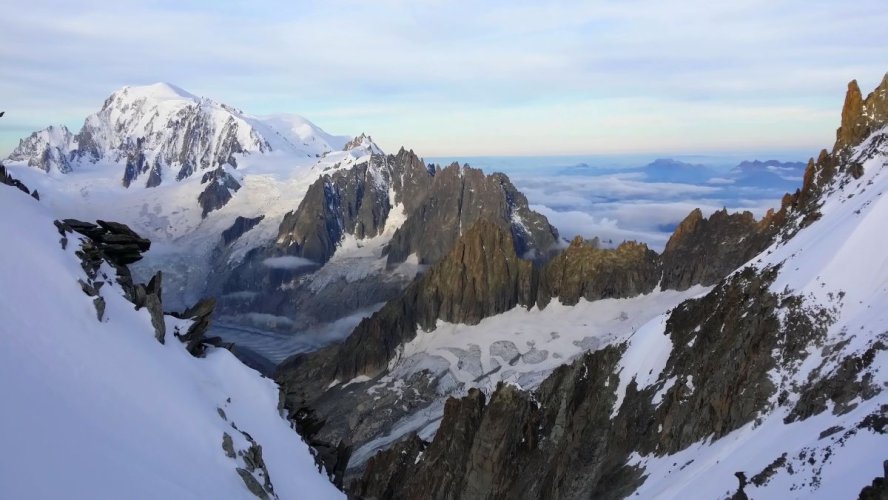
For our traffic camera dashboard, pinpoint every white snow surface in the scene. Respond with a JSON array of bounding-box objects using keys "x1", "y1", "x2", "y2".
[
  {"x1": 0, "y1": 186, "x2": 342, "y2": 499},
  {"x1": 3, "y1": 83, "x2": 385, "y2": 308},
  {"x1": 622, "y1": 129, "x2": 888, "y2": 499}
]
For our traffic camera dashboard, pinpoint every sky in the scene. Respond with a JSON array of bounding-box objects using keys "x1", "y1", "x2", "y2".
[{"x1": 2, "y1": 0, "x2": 887, "y2": 157}]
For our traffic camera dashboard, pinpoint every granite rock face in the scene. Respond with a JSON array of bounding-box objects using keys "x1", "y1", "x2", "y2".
[
  {"x1": 222, "y1": 215, "x2": 265, "y2": 245},
  {"x1": 383, "y1": 163, "x2": 559, "y2": 265},
  {"x1": 276, "y1": 157, "x2": 395, "y2": 263},
  {"x1": 273, "y1": 149, "x2": 559, "y2": 268},
  {"x1": 835, "y1": 74, "x2": 888, "y2": 153},
  {"x1": 198, "y1": 167, "x2": 242, "y2": 217},
  {"x1": 659, "y1": 208, "x2": 777, "y2": 291},
  {"x1": 538, "y1": 237, "x2": 661, "y2": 306}
]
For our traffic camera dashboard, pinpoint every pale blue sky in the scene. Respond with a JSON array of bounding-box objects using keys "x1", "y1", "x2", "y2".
[{"x1": 2, "y1": 0, "x2": 886, "y2": 156}]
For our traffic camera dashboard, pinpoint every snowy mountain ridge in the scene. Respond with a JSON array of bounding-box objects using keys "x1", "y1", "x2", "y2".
[{"x1": 6, "y1": 82, "x2": 350, "y2": 187}]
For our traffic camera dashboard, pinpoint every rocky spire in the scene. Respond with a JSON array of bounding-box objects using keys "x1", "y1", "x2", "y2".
[{"x1": 834, "y1": 73, "x2": 888, "y2": 152}]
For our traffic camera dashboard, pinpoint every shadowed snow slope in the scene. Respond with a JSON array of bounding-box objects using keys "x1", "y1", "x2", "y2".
[{"x1": 0, "y1": 185, "x2": 342, "y2": 499}]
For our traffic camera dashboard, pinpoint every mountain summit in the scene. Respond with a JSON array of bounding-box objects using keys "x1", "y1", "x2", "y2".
[{"x1": 6, "y1": 83, "x2": 349, "y2": 187}]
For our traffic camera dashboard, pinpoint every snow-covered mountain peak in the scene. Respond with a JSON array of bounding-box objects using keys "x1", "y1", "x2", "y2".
[
  {"x1": 116, "y1": 82, "x2": 200, "y2": 102},
  {"x1": 5, "y1": 84, "x2": 351, "y2": 189},
  {"x1": 6, "y1": 125, "x2": 75, "y2": 173}
]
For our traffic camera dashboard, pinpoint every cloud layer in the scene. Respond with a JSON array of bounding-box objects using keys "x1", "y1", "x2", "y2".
[
  {"x1": 262, "y1": 256, "x2": 317, "y2": 270},
  {"x1": 502, "y1": 158, "x2": 792, "y2": 250}
]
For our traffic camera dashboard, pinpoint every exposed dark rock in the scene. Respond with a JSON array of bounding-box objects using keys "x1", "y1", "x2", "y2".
[
  {"x1": 144, "y1": 271, "x2": 166, "y2": 343},
  {"x1": 93, "y1": 297, "x2": 106, "y2": 322},
  {"x1": 731, "y1": 472, "x2": 749, "y2": 500},
  {"x1": 751, "y1": 453, "x2": 788, "y2": 487},
  {"x1": 222, "y1": 215, "x2": 264, "y2": 245},
  {"x1": 660, "y1": 208, "x2": 778, "y2": 291},
  {"x1": 818, "y1": 425, "x2": 845, "y2": 439},
  {"x1": 174, "y1": 297, "x2": 217, "y2": 356},
  {"x1": 145, "y1": 158, "x2": 163, "y2": 187},
  {"x1": 222, "y1": 432, "x2": 236, "y2": 458},
  {"x1": 383, "y1": 162, "x2": 558, "y2": 265},
  {"x1": 289, "y1": 218, "x2": 537, "y2": 390},
  {"x1": 0, "y1": 164, "x2": 33, "y2": 195},
  {"x1": 786, "y1": 340, "x2": 885, "y2": 423},
  {"x1": 767, "y1": 75, "x2": 888, "y2": 238},
  {"x1": 278, "y1": 222, "x2": 660, "y2": 478},
  {"x1": 352, "y1": 434, "x2": 426, "y2": 500},
  {"x1": 233, "y1": 431, "x2": 276, "y2": 499},
  {"x1": 836, "y1": 74, "x2": 888, "y2": 153},
  {"x1": 121, "y1": 138, "x2": 149, "y2": 187},
  {"x1": 79, "y1": 279, "x2": 100, "y2": 297},
  {"x1": 342, "y1": 133, "x2": 373, "y2": 151},
  {"x1": 198, "y1": 167, "x2": 241, "y2": 217},
  {"x1": 858, "y1": 460, "x2": 888, "y2": 500},
  {"x1": 235, "y1": 468, "x2": 269, "y2": 500},
  {"x1": 60, "y1": 219, "x2": 151, "y2": 267},
  {"x1": 232, "y1": 150, "x2": 557, "y2": 314},
  {"x1": 538, "y1": 236, "x2": 660, "y2": 306}
]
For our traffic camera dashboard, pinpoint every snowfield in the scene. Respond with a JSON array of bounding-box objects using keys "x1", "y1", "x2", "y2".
[{"x1": 0, "y1": 185, "x2": 342, "y2": 499}]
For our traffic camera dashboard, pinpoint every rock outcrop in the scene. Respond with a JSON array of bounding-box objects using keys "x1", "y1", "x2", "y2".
[
  {"x1": 272, "y1": 149, "x2": 559, "y2": 268},
  {"x1": 55, "y1": 217, "x2": 221, "y2": 356},
  {"x1": 60, "y1": 219, "x2": 151, "y2": 266},
  {"x1": 659, "y1": 208, "x2": 778, "y2": 291},
  {"x1": 276, "y1": 156, "x2": 395, "y2": 263},
  {"x1": 537, "y1": 237, "x2": 660, "y2": 306},
  {"x1": 222, "y1": 215, "x2": 265, "y2": 245},
  {"x1": 382, "y1": 163, "x2": 558, "y2": 264},
  {"x1": 835, "y1": 74, "x2": 888, "y2": 153},
  {"x1": 198, "y1": 167, "x2": 242, "y2": 217},
  {"x1": 0, "y1": 164, "x2": 35, "y2": 195},
  {"x1": 173, "y1": 297, "x2": 219, "y2": 356}
]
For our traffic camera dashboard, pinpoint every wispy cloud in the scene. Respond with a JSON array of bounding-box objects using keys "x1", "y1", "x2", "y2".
[{"x1": 1, "y1": 0, "x2": 886, "y2": 155}]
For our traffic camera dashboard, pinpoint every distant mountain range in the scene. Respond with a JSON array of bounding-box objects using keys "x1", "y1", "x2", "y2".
[{"x1": 560, "y1": 156, "x2": 807, "y2": 189}]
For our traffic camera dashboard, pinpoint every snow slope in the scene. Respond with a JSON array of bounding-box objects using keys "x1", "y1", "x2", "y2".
[
  {"x1": 0, "y1": 184, "x2": 342, "y2": 499},
  {"x1": 616, "y1": 128, "x2": 888, "y2": 499}
]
